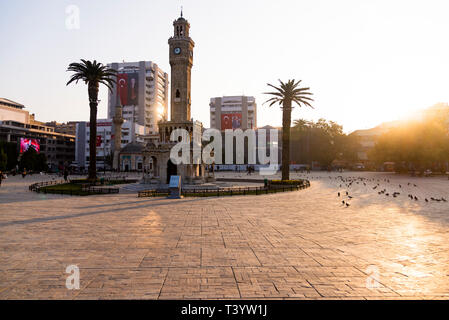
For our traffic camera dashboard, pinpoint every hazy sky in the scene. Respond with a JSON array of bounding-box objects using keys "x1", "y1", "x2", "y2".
[{"x1": 1, "y1": 0, "x2": 449, "y2": 133}]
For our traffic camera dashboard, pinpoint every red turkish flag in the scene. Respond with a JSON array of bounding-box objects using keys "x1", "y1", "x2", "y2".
[
  {"x1": 96, "y1": 135, "x2": 102, "y2": 147},
  {"x1": 117, "y1": 73, "x2": 128, "y2": 105}
]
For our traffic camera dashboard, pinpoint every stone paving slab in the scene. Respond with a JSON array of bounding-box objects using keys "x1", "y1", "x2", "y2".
[{"x1": 0, "y1": 172, "x2": 449, "y2": 299}]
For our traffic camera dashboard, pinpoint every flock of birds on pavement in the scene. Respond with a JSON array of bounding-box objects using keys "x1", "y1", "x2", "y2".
[{"x1": 298, "y1": 174, "x2": 447, "y2": 208}]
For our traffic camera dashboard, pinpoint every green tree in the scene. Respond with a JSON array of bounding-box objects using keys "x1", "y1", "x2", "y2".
[
  {"x1": 0, "y1": 148, "x2": 7, "y2": 171},
  {"x1": 0, "y1": 142, "x2": 18, "y2": 170},
  {"x1": 291, "y1": 119, "x2": 356, "y2": 168},
  {"x1": 339, "y1": 134, "x2": 359, "y2": 163},
  {"x1": 66, "y1": 59, "x2": 116, "y2": 180},
  {"x1": 19, "y1": 148, "x2": 36, "y2": 171},
  {"x1": 369, "y1": 119, "x2": 449, "y2": 173},
  {"x1": 19, "y1": 148, "x2": 48, "y2": 172},
  {"x1": 264, "y1": 80, "x2": 314, "y2": 180},
  {"x1": 36, "y1": 153, "x2": 48, "y2": 172}
]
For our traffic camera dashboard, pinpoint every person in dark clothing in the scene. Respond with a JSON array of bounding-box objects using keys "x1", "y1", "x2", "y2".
[{"x1": 64, "y1": 169, "x2": 69, "y2": 182}]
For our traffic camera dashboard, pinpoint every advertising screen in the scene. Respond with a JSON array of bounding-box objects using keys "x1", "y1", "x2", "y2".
[
  {"x1": 221, "y1": 113, "x2": 242, "y2": 130},
  {"x1": 117, "y1": 72, "x2": 139, "y2": 106},
  {"x1": 20, "y1": 138, "x2": 40, "y2": 154}
]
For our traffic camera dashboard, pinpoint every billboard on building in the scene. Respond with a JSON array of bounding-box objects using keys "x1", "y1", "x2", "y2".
[
  {"x1": 127, "y1": 72, "x2": 139, "y2": 105},
  {"x1": 19, "y1": 138, "x2": 40, "y2": 154},
  {"x1": 117, "y1": 72, "x2": 139, "y2": 106},
  {"x1": 117, "y1": 73, "x2": 128, "y2": 105},
  {"x1": 221, "y1": 113, "x2": 242, "y2": 130}
]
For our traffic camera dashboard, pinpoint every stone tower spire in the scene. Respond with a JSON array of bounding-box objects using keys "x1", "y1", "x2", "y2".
[{"x1": 168, "y1": 13, "x2": 195, "y2": 122}]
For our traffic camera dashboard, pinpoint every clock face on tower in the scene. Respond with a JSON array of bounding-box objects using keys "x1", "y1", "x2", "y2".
[{"x1": 174, "y1": 47, "x2": 181, "y2": 55}]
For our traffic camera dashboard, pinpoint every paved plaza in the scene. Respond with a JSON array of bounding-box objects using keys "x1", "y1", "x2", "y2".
[{"x1": 1, "y1": 172, "x2": 449, "y2": 299}]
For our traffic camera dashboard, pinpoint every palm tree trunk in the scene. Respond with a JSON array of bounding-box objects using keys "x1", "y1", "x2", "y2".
[
  {"x1": 88, "y1": 82, "x2": 99, "y2": 181},
  {"x1": 281, "y1": 101, "x2": 292, "y2": 181}
]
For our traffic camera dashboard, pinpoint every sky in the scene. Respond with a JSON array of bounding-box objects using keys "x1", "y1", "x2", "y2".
[{"x1": 1, "y1": 0, "x2": 449, "y2": 133}]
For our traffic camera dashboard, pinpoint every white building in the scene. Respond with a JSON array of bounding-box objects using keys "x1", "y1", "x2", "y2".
[
  {"x1": 210, "y1": 96, "x2": 257, "y2": 130},
  {"x1": 107, "y1": 61, "x2": 169, "y2": 135},
  {"x1": 75, "y1": 119, "x2": 145, "y2": 169},
  {"x1": 0, "y1": 98, "x2": 28, "y2": 123}
]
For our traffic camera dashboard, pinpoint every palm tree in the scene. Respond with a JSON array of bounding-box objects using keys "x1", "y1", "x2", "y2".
[
  {"x1": 264, "y1": 79, "x2": 314, "y2": 181},
  {"x1": 66, "y1": 59, "x2": 117, "y2": 180}
]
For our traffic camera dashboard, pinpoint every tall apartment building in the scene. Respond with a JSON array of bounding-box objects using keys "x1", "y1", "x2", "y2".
[
  {"x1": 75, "y1": 119, "x2": 145, "y2": 170},
  {"x1": 210, "y1": 96, "x2": 257, "y2": 130},
  {"x1": 107, "y1": 61, "x2": 169, "y2": 135}
]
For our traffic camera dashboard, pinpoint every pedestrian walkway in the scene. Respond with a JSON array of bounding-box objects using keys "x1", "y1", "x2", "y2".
[{"x1": 0, "y1": 172, "x2": 448, "y2": 299}]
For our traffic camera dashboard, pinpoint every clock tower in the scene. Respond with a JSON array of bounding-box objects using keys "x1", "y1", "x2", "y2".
[
  {"x1": 168, "y1": 12, "x2": 195, "y2": 122},
  {"x1": 143, "y1": 12, "x2": 205, "y2": 185}
]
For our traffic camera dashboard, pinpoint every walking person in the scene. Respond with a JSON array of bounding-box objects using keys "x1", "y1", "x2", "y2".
[
  {"x1": 64, "y1": 169, "x2": 69, "y2": 182},
  {"x1": 0, "y1": 171, "x2": 3, "y2": 188},
  {"x1": 22, "y1": 168, "x2": 27, "y2": 179}
]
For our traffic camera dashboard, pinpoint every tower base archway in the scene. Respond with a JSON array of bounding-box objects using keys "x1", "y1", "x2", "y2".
[{"x1": 166, "y1": 159, "x2": 177, "y2": 184}]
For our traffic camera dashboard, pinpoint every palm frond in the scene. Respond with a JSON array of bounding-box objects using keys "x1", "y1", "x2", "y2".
[
  {"x1": 269, "y1": 100, "x2": 281, "y2": 107},
  {"x1": 66, "y1": 59, "x2": 117, "y2": 90},
  {"x1": 264, "y1": 78, "x2": 314, "y2": 110},
  {"x1": 266, "y1": 83, "x2": 284, "y2": 94},
  {"x1": 263, "y1": 91, "x2": 284, "y2": 97}
]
